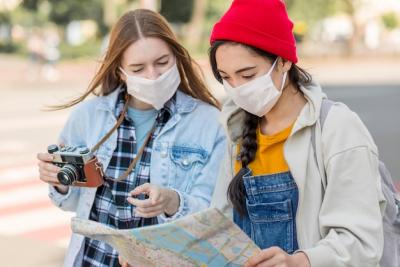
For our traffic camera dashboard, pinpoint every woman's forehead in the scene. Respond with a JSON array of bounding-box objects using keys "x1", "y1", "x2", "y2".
[
  {"x1": 215, "y1": 44, "x2": 269, "y2": 72},
  {"x1": 123, "y1": 37, "x2": 172, "y2": 64}
]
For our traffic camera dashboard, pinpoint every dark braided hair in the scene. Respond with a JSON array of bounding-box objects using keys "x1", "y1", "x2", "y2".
[{"x1": 209, "y1": 40, "x2": 312, "y2": 216}]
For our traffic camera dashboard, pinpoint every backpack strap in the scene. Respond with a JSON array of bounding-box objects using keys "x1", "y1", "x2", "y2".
[{"x1": 311, "y1": 98, "x2": 335, "y2": 189}]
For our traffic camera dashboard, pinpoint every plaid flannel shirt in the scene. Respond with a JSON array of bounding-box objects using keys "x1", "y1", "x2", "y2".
[{"x1": 82, "y1": 90, "x2": 173, "y2": 266}]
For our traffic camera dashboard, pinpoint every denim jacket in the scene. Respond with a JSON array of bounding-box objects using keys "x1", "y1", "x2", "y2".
[{"x1": 48, "y1": 87, "x2": 226, "y2": 266}]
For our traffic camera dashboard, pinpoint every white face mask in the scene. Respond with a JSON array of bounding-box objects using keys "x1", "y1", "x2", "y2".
[
  {"x1": 120, "y1": 63, "x2": 181, "y2": 110},
  {"x1": 223, "y1": 58, "x2": 287, "y2": 117}
]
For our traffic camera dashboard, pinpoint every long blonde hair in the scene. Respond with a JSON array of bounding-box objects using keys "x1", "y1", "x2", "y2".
[{"x1": 52, "y1": 9, "x2": 219, "y2": 110}]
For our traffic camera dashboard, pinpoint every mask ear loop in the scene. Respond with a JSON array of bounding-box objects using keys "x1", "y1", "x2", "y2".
[
  {"x1": 119, "y1": 67, "x2": 128, "y2": 76},
  {"x1": 272, "y1": 57, "x2": 288, "y2": 92},
  {"x1": 280, "y1": 71, "x2": 288, "y2": 91},
  {"x1": 266, "y1": 58, "x2": 279, "y2": 76}
]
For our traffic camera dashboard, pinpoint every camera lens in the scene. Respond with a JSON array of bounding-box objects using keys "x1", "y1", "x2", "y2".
[{"x1": 57, "y1": 164, "x2": 80, "y2": 186}]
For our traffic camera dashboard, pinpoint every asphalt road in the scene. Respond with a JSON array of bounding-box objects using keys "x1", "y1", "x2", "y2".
[{"x1": 324, "y1": 84, "x2": 400, "y2": 182}]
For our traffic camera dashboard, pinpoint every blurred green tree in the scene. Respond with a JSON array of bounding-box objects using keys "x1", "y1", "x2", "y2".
[
  {"x1": 382, "y1": 12, "x2": 399, "y2": 30},
  {"x1": 0, "y1": 12, "x2": 17, "y2": 53},
  {"x1": 22, "y1": 0, "x2": 40, "y2": 10},
  {"x1": 286, "y1": 0, "x2": 337, "y2": 24},
  {"x1": 21, "y1": 0, "x2": 108, "y2": 35},
  {"x1": 160, "y1": 0, "x2": 194, "y2": 23}
]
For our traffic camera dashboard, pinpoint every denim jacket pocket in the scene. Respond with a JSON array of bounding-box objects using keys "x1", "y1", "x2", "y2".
[{"x1": 170, "y1": 145, "x2": 208, "y2": 192}]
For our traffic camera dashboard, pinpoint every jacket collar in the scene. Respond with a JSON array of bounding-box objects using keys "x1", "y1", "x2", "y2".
[
  {"x1": 96, "y1": 86, "x2": 198, "y2": 115},
  {"x1": 220, "y1": 80, "x2": 327, "y2": 143}
]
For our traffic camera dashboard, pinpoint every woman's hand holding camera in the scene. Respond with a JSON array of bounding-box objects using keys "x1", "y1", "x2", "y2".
[
  {"x1": 37, "y1": 152, "x2": 69, "y2": 194},
  {"x1": 127, "y1": 183, "x2": 180, "y2": 218}
]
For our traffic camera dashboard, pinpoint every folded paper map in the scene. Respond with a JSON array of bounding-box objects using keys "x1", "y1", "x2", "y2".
[{"x1": 72, "y1": 208, "x2": 260, "y2": 266}]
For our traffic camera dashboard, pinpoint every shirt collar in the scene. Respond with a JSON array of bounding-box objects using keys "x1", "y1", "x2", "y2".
[{"x1": 114, "y1": 89, "x2": 175, "y2": 124}]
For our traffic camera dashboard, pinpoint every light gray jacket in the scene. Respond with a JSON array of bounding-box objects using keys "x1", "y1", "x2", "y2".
[{"x1": 212, "y1": 81, "x2": 386, "y2": 267}]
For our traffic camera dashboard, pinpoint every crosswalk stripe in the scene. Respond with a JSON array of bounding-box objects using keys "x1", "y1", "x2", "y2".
[
  {"x1": 0, "y1": 199, "x2": 52, "y2": 217},
  {"x1": 23, "y1": 224, "x2": 72, "y2": 242},
  {"x1": 0, "y1": 165, "x2": 38, "y2": 184},
  {"x1": 0, "y1": 183, "x2": 48, "y2": 209},
  {"x1": 0, "y1": 207, "x2": 73, "y2": 236},
  {"x1": 0, "y1": 164, "x2": 72, "y2": 246},
  {"x1": 0, "y1": 178, "x2": 42, "y2": 192}
]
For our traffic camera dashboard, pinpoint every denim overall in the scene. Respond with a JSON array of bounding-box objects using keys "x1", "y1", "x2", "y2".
[{"x1": 233, "y1": 168, "x2": 299, "y2": 253}]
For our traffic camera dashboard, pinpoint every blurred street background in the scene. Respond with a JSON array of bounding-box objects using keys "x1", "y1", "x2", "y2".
[{"x1": 0, "y1": 0, "x2": 399, "y2": 266}]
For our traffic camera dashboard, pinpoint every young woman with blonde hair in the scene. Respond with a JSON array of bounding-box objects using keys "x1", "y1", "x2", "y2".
[{"x1": 37, "y1": 9, "x2": 226, "y2": 266}]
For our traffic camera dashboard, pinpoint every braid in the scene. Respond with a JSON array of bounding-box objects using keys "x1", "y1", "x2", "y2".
[
  {"x1": 227, "y1": 111, "x2": 259, "y2": 216},
  {"x1": 209, "y1": 40, "x2": 312, "y2": 216},
  {"x1": 240, "y1": 112, "x2": 259, "y2": 166}
]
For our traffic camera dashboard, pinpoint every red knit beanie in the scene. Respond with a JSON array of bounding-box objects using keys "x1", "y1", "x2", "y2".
[{"x1": 210, "y1": 0, "x2": 298, "y2": 63}]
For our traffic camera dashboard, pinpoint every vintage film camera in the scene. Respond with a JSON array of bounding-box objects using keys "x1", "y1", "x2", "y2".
[{"x1": 47, "y1": 144, "x2": 104, "y2": 187}]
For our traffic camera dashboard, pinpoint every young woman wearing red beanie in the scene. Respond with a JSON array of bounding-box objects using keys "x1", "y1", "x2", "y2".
[{"x1": 209, "y1": 0, "x2": 385, "y2": 266}]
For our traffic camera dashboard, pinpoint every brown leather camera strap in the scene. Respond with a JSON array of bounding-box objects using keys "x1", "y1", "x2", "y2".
[
  {"x1": 91, "y1": 94, "x2": 131, "y2": 153},
  {"x1": 91, "y1": 94, "x2": 158, "y2": 181}
]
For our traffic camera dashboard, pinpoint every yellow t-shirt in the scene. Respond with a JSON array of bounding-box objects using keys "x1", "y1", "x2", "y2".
[{"x1": 234, "y1": 124, "x2": 293, "y2": 176}]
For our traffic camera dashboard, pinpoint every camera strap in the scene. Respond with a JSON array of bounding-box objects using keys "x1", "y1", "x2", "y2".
[{"x1": 90, "y1": 94, "x2": 157, "y2": 181}]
